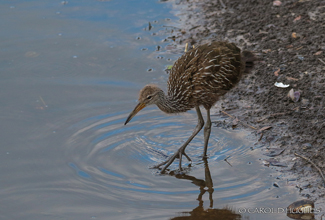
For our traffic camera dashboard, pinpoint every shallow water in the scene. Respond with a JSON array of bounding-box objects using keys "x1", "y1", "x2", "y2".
[{"x1": 0, "y1": 0, "x2": 300, "y2": 219}]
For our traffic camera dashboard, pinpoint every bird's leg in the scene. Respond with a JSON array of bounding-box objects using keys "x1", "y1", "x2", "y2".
[
  {"x1": 157, "y1": 106, "x2": 204, "y2": 173},
  {"x1": 178, "y1": 151, "x2": 194, "y2": 171},
  {"x1": 151, "y1": 150, "x2": 192, "y2": 169},
  {"x1": 203, "y1": 108, "x2": 211, "y2": 158},
  {"x1": 182, "y1": 151, "x2": 191, "y2": 161}
]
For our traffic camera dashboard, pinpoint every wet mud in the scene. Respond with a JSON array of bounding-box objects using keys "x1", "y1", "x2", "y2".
[{"x1": 166, "y1": 0, "x2": 325, "y2": 218}]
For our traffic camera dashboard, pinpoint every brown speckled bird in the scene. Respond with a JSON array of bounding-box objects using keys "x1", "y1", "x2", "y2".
[{"x1": 125, "y1": 41, "x2": 255, "y2": 173}]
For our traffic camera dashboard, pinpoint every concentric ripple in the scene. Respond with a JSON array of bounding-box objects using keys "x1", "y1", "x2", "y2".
[{"x1": 64, "y1": 106, "x2": 293, "y2": 212}]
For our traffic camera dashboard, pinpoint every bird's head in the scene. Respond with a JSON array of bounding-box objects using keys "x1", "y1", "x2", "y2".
[{"x1": 124, "y1": 84, "x2": 163, "y2": 125}]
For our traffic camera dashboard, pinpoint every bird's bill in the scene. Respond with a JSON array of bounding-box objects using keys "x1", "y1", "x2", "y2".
[{"x1": 124, "y1": 103, "x2": 146, "y2": 125}]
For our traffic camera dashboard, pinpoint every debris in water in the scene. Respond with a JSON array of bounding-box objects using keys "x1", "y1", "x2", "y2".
[
  {"x1": 273, "y1": 182, "x2": 280, "y2": 188},
  {"x1": 263, "y1": 160, "x2": 270, "y2": 167},
  {"x1": 265, "y1": 158, "x2": 287, "y2": 167},
  {"x1": 39, "y1": 96, "x2": 48, "y2": 108},
  {"x1": 263, "y1": 148, "x2": 285, "y2": 157},
  {"x1": 274, "y1": 82, "x2": 289, "y2": 88},
  {"x1": 148, "y1": 22, "x2": 152, "y2": 31}
]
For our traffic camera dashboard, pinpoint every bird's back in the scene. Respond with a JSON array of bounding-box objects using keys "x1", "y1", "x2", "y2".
[{"x1": 167, "y1": 42, "x2": 245, "y2": 110}]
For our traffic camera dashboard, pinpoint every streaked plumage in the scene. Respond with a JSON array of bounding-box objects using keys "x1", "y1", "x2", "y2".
[
  {"x1": 167, "y1": 42, "x2": 243, "y2": 111},
  {"x1": 125, "y1": 41, "x2": 255, "y2": 173}
]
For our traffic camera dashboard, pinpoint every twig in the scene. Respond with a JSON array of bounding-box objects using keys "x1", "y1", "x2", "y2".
[
  {"x1": 318, "y1": 58, "x2": 325, "y2": 65},
  {"x1": 294, "y1": 153, "x2": 325, "y2": 187},
  {"x1": 221, "y1": 110, "x2": 233, "y2": 118},
  {"x1": 39, "y1": 96, "x2": 47, "y2": 107},
  {"x1": 258, "y1": 132, "x2": 264, "y2": 141},
  {"x1": 219, "y1": 0, "x2": 226, "y2": 8},
  {"x1": 220, "y1": 111, "x2": 257, "y2": 130},
  {"x1": 257, "y1": 112, "x2": 286, "y2": 122}
]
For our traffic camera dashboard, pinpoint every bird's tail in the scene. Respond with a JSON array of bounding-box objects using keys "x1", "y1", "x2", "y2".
[{"x1": 242, "y1": 51, "x2": 257, "y2": 73}]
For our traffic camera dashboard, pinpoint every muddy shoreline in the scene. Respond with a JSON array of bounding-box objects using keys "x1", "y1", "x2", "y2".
[{"x1": 166, "y1": 0, "x2": 325, "y2": 218}]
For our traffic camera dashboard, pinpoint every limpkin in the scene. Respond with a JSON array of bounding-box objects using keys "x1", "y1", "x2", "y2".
[{"x1": 125, "y1": 41, "x2": 255, "y2": 173}]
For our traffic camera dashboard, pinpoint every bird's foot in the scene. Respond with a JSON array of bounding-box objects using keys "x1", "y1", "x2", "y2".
[{"x1": 151, "y1": 149, "x2": 191, "y2": 173}]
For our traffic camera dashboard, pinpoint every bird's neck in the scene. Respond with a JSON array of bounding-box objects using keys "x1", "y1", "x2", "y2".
[{"x1": 156, "y1": 91, "x2": 184, "y2": 114}]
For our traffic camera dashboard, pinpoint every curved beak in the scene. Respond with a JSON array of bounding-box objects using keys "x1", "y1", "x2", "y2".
[{"x1": 124, "y1": 103, "x2": 146, "y2": 125}]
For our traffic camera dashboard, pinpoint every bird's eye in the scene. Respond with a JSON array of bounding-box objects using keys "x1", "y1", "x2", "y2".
[{"x1": 147, "y1": 95, "x2": 152, "y2": 100}]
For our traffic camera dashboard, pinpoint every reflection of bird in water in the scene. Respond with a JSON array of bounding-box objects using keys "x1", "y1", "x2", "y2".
[
  {"x1": 125, "y1": 41, "x2": 255, "y2": 173},
  {"x1": 169, "y1": 158, "x2": 242, "y2": 220}
]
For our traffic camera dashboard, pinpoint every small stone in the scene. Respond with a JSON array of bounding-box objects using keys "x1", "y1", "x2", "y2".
[
  {"x1": 302, "y1": 143, "x2": 312, "y2": 150},
  {"x1": 297, "y1": 55, "x2": 304, "y2": 61},
  {"x1": 273, "y1": 0, "x2": 282, "y2": 6}
]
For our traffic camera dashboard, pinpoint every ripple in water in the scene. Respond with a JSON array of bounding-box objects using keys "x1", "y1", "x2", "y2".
[{"x1": 64, "y1": 106, "x2": 293, "y2": 214}]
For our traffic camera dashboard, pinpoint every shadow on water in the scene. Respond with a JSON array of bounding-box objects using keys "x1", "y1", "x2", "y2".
[{"x1": 169, "y1": 159, "x2": 242, "y2": 220}]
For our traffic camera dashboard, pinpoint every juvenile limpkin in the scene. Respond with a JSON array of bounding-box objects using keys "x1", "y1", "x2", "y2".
[{"x1": 125, "y1": 41, "x2": 255, "y2": 173}]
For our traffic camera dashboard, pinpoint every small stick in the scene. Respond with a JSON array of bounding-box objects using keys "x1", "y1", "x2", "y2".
[
  {"x1": 318, "y1": 58, "x2": 325, "y2": 65},
  {"x1": 39, "y1": 96, "x2": 47, "y2": 107},
  {"x1": 219, "y1": 0, "x2": 226, "y2": 8},
  {"x1": 258, "y1": 132, "x2": 264, "y2": 141},
  {"x1": 294, "y1": 153, "x2": 325, "y2": 187},
  {"x1": 257, "y1": 112, "x2": 286, "y2": 122},
  {"x1": 220, "y1": 111, "x2": 257, "y2": 130},
  {"x1": 257, "y1": 117, "x2": 268, "y2": 123},
  {"x1": 221, "y1": 110, "x2": 234, "y2": 118}
]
